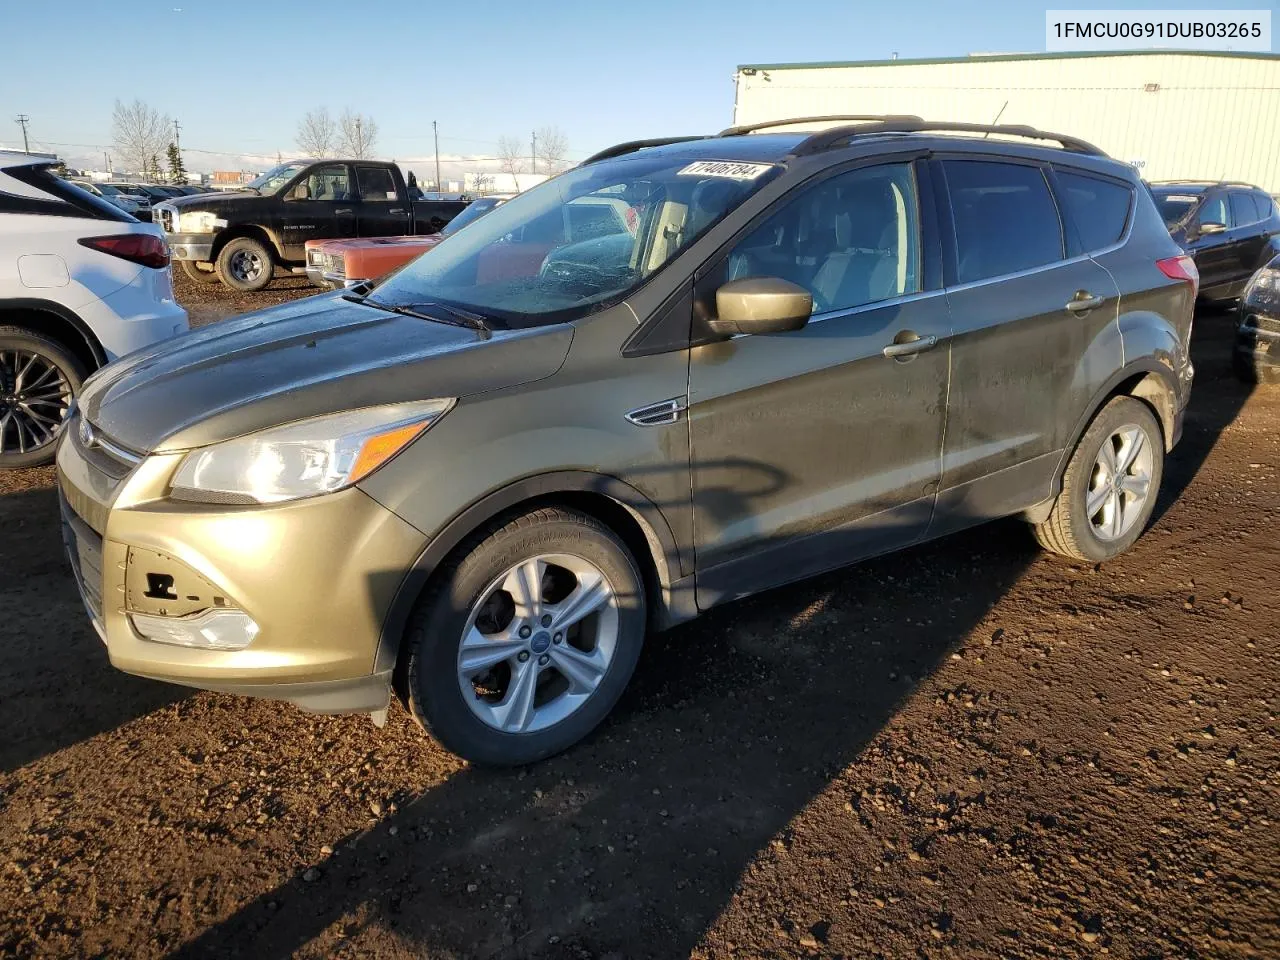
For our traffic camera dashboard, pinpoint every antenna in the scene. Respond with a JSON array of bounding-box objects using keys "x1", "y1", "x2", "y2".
[{"x1": 984, "y1": 101, "x2": 1009, "y2": 138}]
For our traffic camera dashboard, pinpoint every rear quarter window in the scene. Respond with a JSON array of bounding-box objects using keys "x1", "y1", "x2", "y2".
[
  {"x1": 943, "y1": 159, "x2": 1064, "y2": 284},
  {"x1": 1056, "y1": 170, "x2": 1133, "y2": 255}
]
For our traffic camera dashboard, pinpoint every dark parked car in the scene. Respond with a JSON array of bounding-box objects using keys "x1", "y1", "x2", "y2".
[
  {"x1": 1234, "y1": 252, "x2": 1280, "y2": 382},
  {"x1": 1150, "y1": 180, "x2": 1280, "y2": 303},
  {"x1": 151, "y1": 159, "x2": 469, "y2": 291},
  {"x1": 59, "y1": 118, "x2": 1196, "y2": 765}
]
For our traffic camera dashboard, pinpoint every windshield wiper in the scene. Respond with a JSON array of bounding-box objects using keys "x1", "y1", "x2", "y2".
[{"x1": 345, "y1": 295, "x2": 492, "y2": 339}]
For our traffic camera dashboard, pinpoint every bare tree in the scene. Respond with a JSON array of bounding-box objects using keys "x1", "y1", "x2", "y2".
[
  {"x1": 296, "y1": 107, "x2": 336, "y2": 158},
  {"x1": 534, "y1": 126, "x2": 570, "y2": 173},
  {"x1": 471, "y1": 171, "x2": 495, "y2": 196},
  {"x1": 497, "y1": 135, "x2": 525, "y2": 187},
  {"x1": 338, "y1": 110, "x2": 378, "y2": 159},
  {"x1": 111, "y1": 99, "x2": 170, "y2": 175}
]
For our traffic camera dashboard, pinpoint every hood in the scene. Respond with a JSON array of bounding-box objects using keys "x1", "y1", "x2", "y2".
[
  {"x1": 164, "y1": 191, "x2": 258, "y2": 209},
  {"x1": 80, "y1": 294, "x2": 573, "y2": 454}
]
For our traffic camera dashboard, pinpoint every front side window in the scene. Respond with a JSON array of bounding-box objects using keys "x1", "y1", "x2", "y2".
[
  {"x1": 1198, "y1": 193, "x2": 1230, "y2": 229},
  {"x1": 246, "y1": 162, "x2": 308, "y2": 195},
  {"x1": 356, "y1": 166, "x2": 397, "y2": 202},
  {"x1": 1229, "y1": 191, "x2": 1259, "y2": 227},
  {"x1": 368, "y1": 155, "x2": 780, "y2": 327},
  {"x1": 725, "y1": 162, "x2": 920, "y2": 313},
  {"x1": 298, "y1": 165, "x2": 350, "y2": 202},
  {"x1": 1056, "y1": 170, "x2": 1133, "y2": 254},
  {"x1": 945, "y1": 160, "x2": 1064, "y2": 284}
]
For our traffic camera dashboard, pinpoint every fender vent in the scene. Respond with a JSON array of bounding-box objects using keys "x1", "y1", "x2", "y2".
[{"x1": 625, "y1": 397, "x2": 687, "y2": 426}]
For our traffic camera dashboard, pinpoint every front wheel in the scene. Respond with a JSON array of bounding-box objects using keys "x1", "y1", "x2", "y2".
[
  {"x1": 403, "y1": 507, "x2": 647, "y2": 766},
  {"x1": 1033, "y1": 396, "x2": 1164, "y2": 562},
  {"x1": 215, "y1": 236, "x2": 275, "y2": 292},
  {"x1": 180, "y1": 260, "x2": 222, "y2": 285},
  {"x1": 0, "y1": 327, "x2": 85, "y2": 468}
]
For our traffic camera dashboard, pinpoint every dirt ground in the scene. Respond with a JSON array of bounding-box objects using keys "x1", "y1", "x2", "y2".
[{"x1": 0, "y1": 273, "x2": 1276, "y2": 959}]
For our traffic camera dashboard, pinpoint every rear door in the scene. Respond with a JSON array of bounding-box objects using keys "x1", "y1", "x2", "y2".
[
  {"x1": 354, "y1": 165, "x2": 412, "y2": 237},
  {"x1": 277, "y1": 163, "x2": 356, "y2": 260},
  {"x1": 1229, "y1": 190, "x2": 1269, "y2": 280},
  {"x1": 930, "y1": 156, "x2": 1120, "y2": 535}
]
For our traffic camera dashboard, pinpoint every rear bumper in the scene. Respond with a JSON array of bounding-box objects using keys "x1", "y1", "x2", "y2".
[
  {"x1": 166, "y1": 233, "x2": 215, "y2": 262},
  {"x1": 81, "y1": 274, "x2": 189, "y2": 361}
]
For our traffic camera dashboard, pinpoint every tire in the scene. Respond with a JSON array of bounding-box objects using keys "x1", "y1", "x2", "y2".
[
  {"x1": 180, "y1": 260, "x2": 222, "y2": 285},
  {"x1": 0, "y1": 326, "x2": 86, "y2": 469},
  {"x1": 403, "y1": 507, "x2": 647, "y2": 766},
  {"x1": 1033, "y1": 396, "x2": 1164, "y2": 563},
  {"x1": 215, "y1": 236, "x2": 275, "y2": 292}
]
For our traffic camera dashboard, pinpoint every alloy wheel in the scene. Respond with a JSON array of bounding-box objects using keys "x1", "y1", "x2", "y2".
[
  {"x1": 1087, "y1": 423, "x2": 1154, "y2": 541},
  {"x1": 0, "y1": 349, "x2": 73, "y2": 456},
  {"x1": 457, "y1": 553, "x2": 620, "y2": 734},
  {"x1": 229, "y1": 249, "x2": 264, "y2": 282}
]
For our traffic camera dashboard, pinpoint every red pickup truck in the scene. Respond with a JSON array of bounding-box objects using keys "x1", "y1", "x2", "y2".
[{"x1": 305, "y1": 196, "x2": 508, "y2": 289}]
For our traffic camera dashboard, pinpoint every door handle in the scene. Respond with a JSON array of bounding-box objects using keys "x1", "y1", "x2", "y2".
[
  {"x1": 1065, "y1": 292, "x2": 1104, "y2": 313},
  {"x1": 335, "y1": 207, "x2": 353, "y2": 215},
  {"x1": 882, "y1": 332, "x2": 937, "y2": 359}
]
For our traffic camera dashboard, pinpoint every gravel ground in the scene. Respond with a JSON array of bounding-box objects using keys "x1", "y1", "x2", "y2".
[{"x1": 0, "y1": 278, "x2": 1277, "y2": 959}]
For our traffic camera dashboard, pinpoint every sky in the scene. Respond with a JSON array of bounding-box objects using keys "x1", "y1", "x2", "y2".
[{"x1": 1, "y1": 0, "x2": 1273, "y2": 178}]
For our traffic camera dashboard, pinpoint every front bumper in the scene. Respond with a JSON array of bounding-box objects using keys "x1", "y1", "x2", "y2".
[
  {"x1": 55, "y1": 417, "x2": 428, "y2": 714},
  {"x1": 165, "y1": 233, "x2": 215, "y2": 262}
]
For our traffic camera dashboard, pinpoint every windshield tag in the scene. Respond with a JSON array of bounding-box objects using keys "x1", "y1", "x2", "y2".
[{"x1": 677, "y1": 161, "x2": 772, "y2": 181}]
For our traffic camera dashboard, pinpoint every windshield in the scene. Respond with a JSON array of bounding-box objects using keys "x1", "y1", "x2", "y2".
[
  {"x1": 1153, "y1": 191, "x2": 1199, "y2": 228},
  {"x1": 371, "y1": 156, "x2": 780, "y2": 327},
  {"x1": 246, "y1": 162, "x2": 309, "y2": 194},
  {"x1": 440, "y1": 197, "x2": 504, "y2": 236}
]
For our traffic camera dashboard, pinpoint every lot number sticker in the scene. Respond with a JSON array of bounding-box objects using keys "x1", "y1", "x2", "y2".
[{"x1": 678, "y1": 161, "x2": 773, "y2": 180}]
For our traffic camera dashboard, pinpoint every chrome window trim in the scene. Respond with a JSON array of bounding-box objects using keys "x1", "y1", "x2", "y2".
[{"x1": 806, "y1": 287, "x2": 946, "y2": 326}]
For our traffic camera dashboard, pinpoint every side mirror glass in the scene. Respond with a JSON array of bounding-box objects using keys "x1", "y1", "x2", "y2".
[
  {"x1": 1198, "y1": 220, "x2": 1227, "y2": 236},
  {"x1": 709, "y1": 277, "x2": 812, "y2": 338}
]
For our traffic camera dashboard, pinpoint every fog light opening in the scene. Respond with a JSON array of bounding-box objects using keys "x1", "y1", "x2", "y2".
[{"x1": 130, "y1": 609, "x2": 260, "y2": 651}]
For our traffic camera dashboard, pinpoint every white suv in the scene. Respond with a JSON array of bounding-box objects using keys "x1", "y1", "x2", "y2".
[{"x1": 1, "y1": 151, "x2": 188, "y2": 467}]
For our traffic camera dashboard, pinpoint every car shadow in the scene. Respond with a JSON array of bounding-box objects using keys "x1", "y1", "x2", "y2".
[{"x1": 0, "y1": 482, "x2": 183, "y2": 774}]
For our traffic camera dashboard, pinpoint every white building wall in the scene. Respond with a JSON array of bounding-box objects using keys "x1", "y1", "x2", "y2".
[{"x1": 734, "y1": 53, "x2": 1280, "y2": 191}]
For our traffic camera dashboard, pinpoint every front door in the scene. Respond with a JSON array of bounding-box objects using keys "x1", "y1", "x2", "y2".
[
  {"x1": 687, "y1": 160, "x2": 951, "y2": 609},
  {"x1": 1187, "y1": 189, "x2": 1238, "y2": 295},
  {"x1": 278, "y1": 163, "x2": 355, "y2": 260},
  {"x1": 354, "y1": 165, "x2": 412, "y2": 237}
]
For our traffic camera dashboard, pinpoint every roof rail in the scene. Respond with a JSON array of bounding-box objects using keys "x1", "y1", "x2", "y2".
[
  {"x1": 581, "y1": 136, "x2": 707, "y2": 165},
  {"x1": 1150, "y1": 178, "x2": 1259, "y2": 189},
  {"x1": 717, "y1": 114, "x2": 924, "y2": 137},
  {"x1": 790, "y1": 120, "x2": 1106, "y2": 157}
]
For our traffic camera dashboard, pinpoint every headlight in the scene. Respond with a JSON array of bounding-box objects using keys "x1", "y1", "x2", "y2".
[
  {"x1": 176, "y1": 210, "x2": 221, "y2": 233},
  {"x1": 171, "y1": 399, "x2": 453, "y2": 504}
]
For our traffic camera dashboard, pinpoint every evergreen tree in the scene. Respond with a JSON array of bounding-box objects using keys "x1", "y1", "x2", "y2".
[
  {"x1": 166, "y1": 142, "x2": 188, "y2": 185},
  {"x1": 148, "y1": 153, "x2": 164, "y2": 182}
]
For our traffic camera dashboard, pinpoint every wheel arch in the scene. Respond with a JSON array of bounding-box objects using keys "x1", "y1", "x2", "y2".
[
  {"x1": 1023, "y1": 360, "x2": 1180, "y2": 524},
  {"x1": 0, "y1": 298, "x2": 107, "y2": 373},
  {"x1": 375, "y1": 471, "x2": 690, "y2": 678},
  {"x1": 211, "y1": 224, "x2": 284, "y2": 265}
]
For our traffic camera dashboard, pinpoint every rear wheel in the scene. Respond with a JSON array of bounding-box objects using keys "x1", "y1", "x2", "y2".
[
  {"x1": 1033, "y1": 396, "x2": 1164, "y2": 562},
  {"x1": 215, "y1": 236, "x2": 275, "y2": 292},
  {"x1": 180, "y1": 260, "x2": 221, "y2": 285},
  {"x1": 0, "y1": 327, "x2": 85, "y2": 469},
  {"x1": 403, "y1": 507, "x2": 647, "y2": 766}
]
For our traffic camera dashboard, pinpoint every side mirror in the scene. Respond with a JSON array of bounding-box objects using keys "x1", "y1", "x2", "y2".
[
  {"x1": 1198, "y1": 220, "x2": 1227, "y2": 236},
  {"x1": 709, "y1": 277, "x2": 812, "y2": 338}
]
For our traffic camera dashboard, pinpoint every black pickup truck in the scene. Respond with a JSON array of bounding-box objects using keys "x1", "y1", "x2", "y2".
[{"x1": 153, "y1": 159, "x2": 469, "y2": 291}]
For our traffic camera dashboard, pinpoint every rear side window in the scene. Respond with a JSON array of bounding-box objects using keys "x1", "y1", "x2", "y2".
[
  {"x1": 1229, "y1": 191, "x2": 1259, "y2": 226},
  {"x1": 1056, "y1": 170, "x2": 1133, "y2": 255},
  {"x1": 943, "y1": 160, "x2": 1064, "y2": 284},
  {"x1": 1256, "y1": 193, "x2": 1276, "y2": 219},
  {"x1": 356, "y1": 166, "x2": 397, "y2": 202}
]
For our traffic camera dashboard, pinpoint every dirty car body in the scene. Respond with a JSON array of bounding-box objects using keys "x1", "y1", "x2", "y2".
[{"x1": 58, "y1": 120, "x2": 1196, "y2": 765}]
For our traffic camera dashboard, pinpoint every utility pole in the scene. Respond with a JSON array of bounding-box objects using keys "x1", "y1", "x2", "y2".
[
  {"x1": 433, "y1": 120, "x2": 441, "y2": 193},
  {"x1": 104, "y1": 152, "x2": 111, "y2": 174},
  {"x1": 15, "y1": 115, "x2": 30, "y2": 154},
  {"x1": 172, "y1": 118, "x2": 181, "y2": 150},
  {"x1": 355, "y1": 116, "x2": 363, "y2": 158},
  {"x1": 531, "y1": 129, "x2": 537, "y2": 174}
]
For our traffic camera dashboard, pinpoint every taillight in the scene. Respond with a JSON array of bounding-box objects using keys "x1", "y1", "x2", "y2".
[
  {"x1": 1156, "y1": 254, "x2": 1199, "y2": 300},
  {"x1": 78, "y1": 233, "x2": 170, "y2": 269}
]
